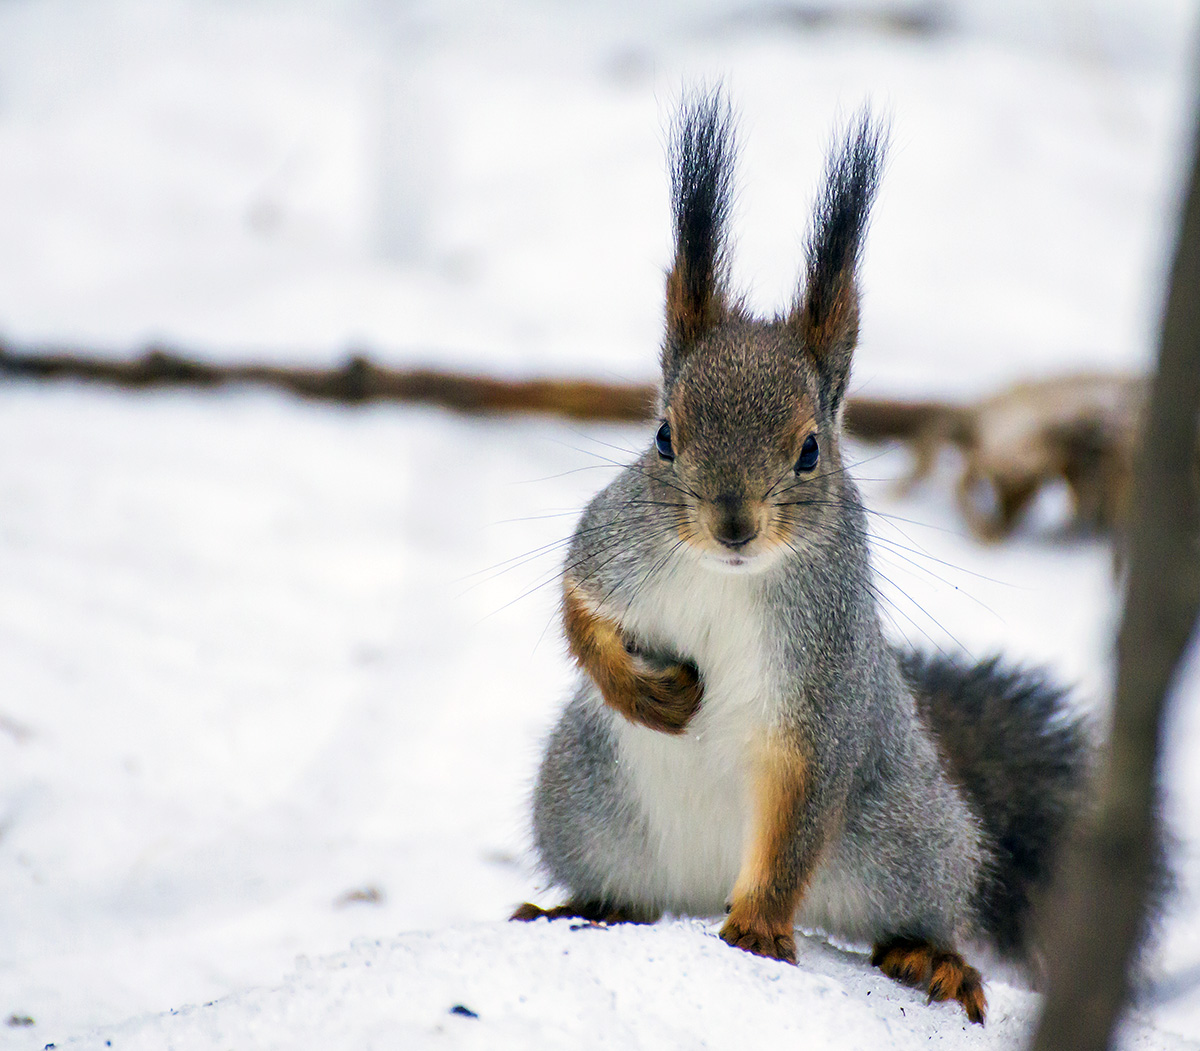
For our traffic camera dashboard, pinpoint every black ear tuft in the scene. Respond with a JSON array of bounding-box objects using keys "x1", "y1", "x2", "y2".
[
  {"x1": 791, "y1": 109, "x2": 888, "y2": 412},
  {"x1": 663, "y1": 87, "x2": 738, "y2": 379}
]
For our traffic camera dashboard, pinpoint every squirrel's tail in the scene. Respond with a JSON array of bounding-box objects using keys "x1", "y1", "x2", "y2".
[{"x1": 897, "y1": 650, "x2": 1093, "y2": 963}]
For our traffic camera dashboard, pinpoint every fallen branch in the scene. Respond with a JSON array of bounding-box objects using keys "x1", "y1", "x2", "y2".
[
  {"x1": 0, "y1": 342, "x2": 659, "y2": 422},
  {"x1": 0, "y1": 338, "x2": 975, "y2": 439}
]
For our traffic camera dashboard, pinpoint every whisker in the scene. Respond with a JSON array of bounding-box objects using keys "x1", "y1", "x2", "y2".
[
  {"x1": 771, "y1": 495, "x2": 1018, "y2": 591},
  {"x1": 459, "y1": 511, "x2": 674, "y2": 593},
  {"x1": 864, "y1": 534, "x2": 1006, "y2": 625},
  {"x1": 486, "y1": 509, "x2": 587, "y2": 527},
  {"x1": 867, "y1": 573, "x2": 963, "y2": 660},
  {"x1": 473, "y1": 520, "x2": 685, "y2": 625},
  {"x1": 508, "y1": 463, "x2": 631, "y2": 486},
  {"x1": 558, "y1": 428, "x2": 647, "y2": 461},
  {"x1": 773, "y1": 511, "x2": 970, "y2": 658},
  {"x1": 615, "y1": 529, "x2": 692, "y2": 622},
  {"x1": 568, "y1": 522, "x2": 689, "y2": 612},
  {"x1": 564, "y1": 444, "x2": 705, "y2": 504}
]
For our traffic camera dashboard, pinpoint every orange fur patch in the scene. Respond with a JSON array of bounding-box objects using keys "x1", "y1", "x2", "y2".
[
  {"x1": 562, "y1": 580, "x2": 703, "y2": 734},
  {"x1": 871, "y1": 937, "x2": 987, "y2": 1025},
  {"x1": 719, "y1": 734, "x2": 810, "y2": 963},
  {"x1": 666, "y1": 257, "x2": 728, "y2": 345},
  {"x1": 796, "y1": 274, "x2": 858, "y2": 363}
]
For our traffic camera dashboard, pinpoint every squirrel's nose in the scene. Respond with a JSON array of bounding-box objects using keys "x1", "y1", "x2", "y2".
[
  {"x1": 718, "y1": 527, "x2": 756, "y2": 549},
  {"x1": 712, "y1": 494, "x2": 758, "y2": 549}
]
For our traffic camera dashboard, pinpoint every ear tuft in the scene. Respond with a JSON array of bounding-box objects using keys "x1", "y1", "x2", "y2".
[
  {"x1": 791, "y1": 109, "x2": 888, "y2": 411},
  {"x1": 663, "y1": 88, "x2": 738, "y2": 377}
]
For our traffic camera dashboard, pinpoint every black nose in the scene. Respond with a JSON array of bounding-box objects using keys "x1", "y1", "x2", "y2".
[
  {"x1": 717, "y1": 526, "x2": 755, "y2": 549},
  {"x1": 713, "y1": 494, "x2": 757, "y2": 549}
]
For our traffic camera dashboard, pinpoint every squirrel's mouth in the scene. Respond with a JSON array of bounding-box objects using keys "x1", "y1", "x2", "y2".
[
  {"x1": 677, "y1": 501, "x2": 788, "y2": 572},
  {"x1": 715, "y1": 553, "x2": 753, "y2": 569},
  {"x1": 694, "y1": 536, "x2": 782, "y2": 574}
]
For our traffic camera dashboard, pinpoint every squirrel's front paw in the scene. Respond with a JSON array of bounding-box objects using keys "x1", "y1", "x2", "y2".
[
  {"x1": 626, "y1": 650, "x2": 703, "y2": 734},
  {"x1": 718, "y1": 911, "x2": 797, "y2": 964}
]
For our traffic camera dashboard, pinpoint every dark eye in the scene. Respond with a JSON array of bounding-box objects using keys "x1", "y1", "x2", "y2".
[
  {"x1": 795, "y1": 433, "x2": 819, "y2": 473},
  {"x1": 655, "y1": 420, "x2": 674, "y2": 460}
]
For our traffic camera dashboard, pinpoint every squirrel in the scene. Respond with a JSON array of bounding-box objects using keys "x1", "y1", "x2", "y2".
[{"x1": 511, "y1": 90, "x2": 1091, "y2": 1026}]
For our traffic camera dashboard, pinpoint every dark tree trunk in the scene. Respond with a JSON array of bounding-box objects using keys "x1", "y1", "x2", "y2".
[{"x1": 1030, "y1": 98, "x2": 1200, "y2": 1051}]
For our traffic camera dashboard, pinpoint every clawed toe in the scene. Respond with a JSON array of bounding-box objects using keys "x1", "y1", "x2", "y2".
[
  {"x1": 510, "y1": 900, "x2": 658, "y2": 925},
  {"x1": 510, "y1": 902, "x2": 577, "y2": 922},
  {"x1": 872, "y1": 937, "x2": 987, "y2": 1025},
  {"x1": 719, "y1": 917, "x2": 797, "y2": 964}
]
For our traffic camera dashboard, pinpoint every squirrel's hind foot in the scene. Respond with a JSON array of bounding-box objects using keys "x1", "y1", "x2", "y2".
[
  {"x1": 871, "y1": 937, "x2": 987, "y2": 1025},
  {"x1": 510, "y1": 900, "x2": 659, "y2": 925}
]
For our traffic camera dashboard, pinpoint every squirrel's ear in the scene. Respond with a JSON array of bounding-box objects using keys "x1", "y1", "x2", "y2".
[
  {"x1": 662, "y1": 88, "x2": 738, "y2": 381},
  {"x1": 788, "y1": 110, "x2": 887, "y2": 413}
]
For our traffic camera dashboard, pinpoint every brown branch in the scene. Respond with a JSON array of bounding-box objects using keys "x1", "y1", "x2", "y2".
[
  {"x1": 0, "y1": 342, "x2": 659, "y2": 423},
  {"x1": 1031, "y1": 96, "x2": 1200, "y2": 1051},
  {"x1": 3, "y1": 337, "x2": 1144, "y2": 461},
  {"x1": 0, "y1": 339, "x2": 963, "y2": 438},
  {"x1": 841, "y1": 394, "x2": 959, "y2": 442}
]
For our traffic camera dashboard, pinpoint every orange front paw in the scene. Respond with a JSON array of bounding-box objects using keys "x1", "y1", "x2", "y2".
[
  {"x1": 628, "y1": 654, "x2": 703, "y2": 734},
  {"x1": 562, "y1": 584, "x2": 703, "y2": 735}
]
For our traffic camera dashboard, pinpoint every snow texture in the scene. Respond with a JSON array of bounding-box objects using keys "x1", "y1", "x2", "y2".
[
  {"x1": 2, "y1": 0, "x2": 1200, "y2": 1048},
  {"x1": 50, "y1": 922, "x2": 1200, "y2": 1051}
]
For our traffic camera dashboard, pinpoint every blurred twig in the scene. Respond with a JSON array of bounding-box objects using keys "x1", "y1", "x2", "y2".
[
  {"x1": 0, "y1": 342, "x2": 659, "y2": 422},
  {"x1": 0, "y1": 339, "x2": 959, "y2": 434}
]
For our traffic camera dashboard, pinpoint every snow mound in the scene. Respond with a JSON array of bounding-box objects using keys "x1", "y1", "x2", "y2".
[{"x1": 63, "y1": 919, "x2": 1191, "y2": 1051}]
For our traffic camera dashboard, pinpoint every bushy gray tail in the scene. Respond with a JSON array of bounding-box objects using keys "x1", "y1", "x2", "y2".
[{"x1": 897, "y1": 651, "x2": 1093, "y2": 961}]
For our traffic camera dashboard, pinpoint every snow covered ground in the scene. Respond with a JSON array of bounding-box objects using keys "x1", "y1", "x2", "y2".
[{"x1": 3, "y1": 0, "x2": 1200, "y2": 1047}]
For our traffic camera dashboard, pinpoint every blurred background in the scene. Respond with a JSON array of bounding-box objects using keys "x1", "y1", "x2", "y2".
[{"x1": 2, "y1": 0, "x2": 1199, "y2": 1044}]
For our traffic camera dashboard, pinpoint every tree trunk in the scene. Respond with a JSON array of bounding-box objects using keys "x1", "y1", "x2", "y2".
[{"x1": 1030, "y1": 97, "x2": 1200, "y2": 1051}]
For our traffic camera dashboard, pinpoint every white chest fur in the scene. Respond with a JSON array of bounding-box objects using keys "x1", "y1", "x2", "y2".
[{"x1": 610, "y1": 557, "x2": 783, "y2": 915}]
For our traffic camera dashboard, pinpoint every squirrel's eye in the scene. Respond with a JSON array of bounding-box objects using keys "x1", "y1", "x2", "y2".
[
  {"x1": 795, "y1": 433, "x2": 819, "y2": 473},
  {"x1": 655, "y1": 420, "x2": 675, "y2": 460}
]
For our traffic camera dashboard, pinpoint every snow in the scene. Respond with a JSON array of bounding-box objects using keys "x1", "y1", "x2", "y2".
[
  {"x1": 45, "y1": 922, "x2": 1198, "y2": 1051},
  {"x1": 3, "y1": 0, "x2": 1200, "y2": 1048},
  {"x1": 5, "y1": 389, "x2": 1198, "y2": 1050}
]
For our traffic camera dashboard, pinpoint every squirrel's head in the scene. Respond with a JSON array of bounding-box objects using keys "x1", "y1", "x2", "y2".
[{"x1": 649, "y1": 90, "x2": 886, "y2": 571}]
